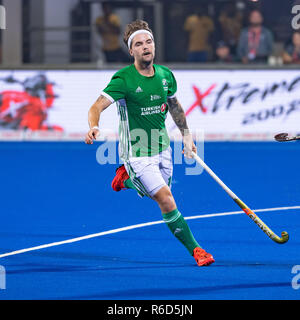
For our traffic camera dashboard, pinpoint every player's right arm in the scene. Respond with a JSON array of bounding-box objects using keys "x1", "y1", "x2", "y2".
[{"x1": 85, "y1": 95, "x2": 112, "y2": 144}]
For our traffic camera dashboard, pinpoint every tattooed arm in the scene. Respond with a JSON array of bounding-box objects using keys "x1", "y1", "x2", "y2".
[
  {"x1": 167, "y1": 96, "x2": 197, "y2": 157},
  {"x1": 167, "y1": 96, "x2": 190, "y2": 135},
  {"x1": 85, "y1": 95, "x2": 112, "y2": 144}
]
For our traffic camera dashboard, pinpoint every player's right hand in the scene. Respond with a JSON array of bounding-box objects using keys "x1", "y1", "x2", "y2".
[{"x1": 85, "y1": 128, "x2": 100, "y2": 144}]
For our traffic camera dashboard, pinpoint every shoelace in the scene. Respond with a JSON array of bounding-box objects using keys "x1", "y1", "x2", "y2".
[{"x1": 194, "y1": 249, "x2": 210, "y2": 258}]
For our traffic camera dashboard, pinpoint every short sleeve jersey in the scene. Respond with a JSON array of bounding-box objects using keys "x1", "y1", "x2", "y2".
[{"x1": 102, "y1": 64, "x2": 177, "y2": 159}]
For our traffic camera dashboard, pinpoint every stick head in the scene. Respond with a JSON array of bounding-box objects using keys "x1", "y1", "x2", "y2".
[
  {"x1": 274, "y1": 133, "x2": 290, "y2": 142},
  {"x1": 280, "y1": 231, "x2": 289, "y2": 243},
  {"x1": 273, "y1": 231, "x2": 289, "y2": 244}
]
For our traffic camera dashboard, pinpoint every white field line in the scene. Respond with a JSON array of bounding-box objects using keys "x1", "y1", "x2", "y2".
[{"x1": 0, "y1": 206, "x2": 299, "y2": 259}]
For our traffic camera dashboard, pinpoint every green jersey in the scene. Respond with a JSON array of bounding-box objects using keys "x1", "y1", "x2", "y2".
[{"x1": 102, "y1": 64, "x2": 177, "y2": 159}]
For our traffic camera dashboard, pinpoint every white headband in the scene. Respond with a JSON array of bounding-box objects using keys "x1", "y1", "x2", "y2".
[{"x1": 127, "y1": 30, "x2": 154, "y2": 48}]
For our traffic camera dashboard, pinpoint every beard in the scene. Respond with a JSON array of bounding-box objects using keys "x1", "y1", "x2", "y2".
[{"x1": 140, "y1": 52, "x2": 154, "y2": 66}]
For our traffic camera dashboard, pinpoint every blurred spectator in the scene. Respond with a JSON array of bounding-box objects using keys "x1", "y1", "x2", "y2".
[
  {"x1": 184, "y1": 8, "x2": 214, "y2": 62},
  {"x1": 237, "y1": 10, "x2": 273, "y2": 64},
  {"x1": 282, "y1": 31, "x2": 300, "y2": 64},
  {"x1": 218, "y1": 3, "x2": 243, "y2": 55},
  {"x1": 0, "y1": 31, "x2": 2, "y2": 64},
  {"x1": 215, "y1": 41, "x2": 234, "y2": 63},
  {"x1": 95, "y1": 2, "x2": 128, "y2": 63}
]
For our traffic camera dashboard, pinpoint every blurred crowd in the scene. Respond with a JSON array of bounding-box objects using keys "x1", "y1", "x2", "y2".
[
  {"x1": 183, "y1": 4, "x2": 299, "y2": 65},
  {"x1": 94, "y1": 1, "x2": 300, "y2": 65},
  {"x1": 184, "y1": 6, "x2": 276, "y2": 64},
  {"x1": 0, "y1": 0, "x2": 298, "y2": 65}
]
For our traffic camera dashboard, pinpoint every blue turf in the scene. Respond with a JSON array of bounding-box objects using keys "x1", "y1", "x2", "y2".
[{"x1": 0, "y1": 141, "x2": 299, "y2": 300}]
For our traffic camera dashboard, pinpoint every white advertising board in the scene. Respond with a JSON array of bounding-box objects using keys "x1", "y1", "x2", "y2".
[{"x1": 0, "y1": 69, "x2": 299, "y2": 140}]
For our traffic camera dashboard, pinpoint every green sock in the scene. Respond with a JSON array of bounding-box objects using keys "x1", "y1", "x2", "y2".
[
  {"x1": 163, "y1": 208, "x2": 201, "y2": 255},
  {"x1": 124, "y1": 178, "x2": 146, "y2": 198},
  {"x1": 124, "y1": 178, "x2": 136, "y2": 190}
]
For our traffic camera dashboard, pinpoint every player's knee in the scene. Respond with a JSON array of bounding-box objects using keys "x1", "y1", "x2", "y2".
[
  {"x1": 162, "y1": 198, "x2": 176, "y2": 213},
  {"x1": 153, "y1": 186, "x2": 176, "y2": 212}
]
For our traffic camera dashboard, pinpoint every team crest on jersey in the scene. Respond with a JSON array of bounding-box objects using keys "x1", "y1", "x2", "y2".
[{"x1": 162, "y1": 79, "x2": 168, "y2": 91}]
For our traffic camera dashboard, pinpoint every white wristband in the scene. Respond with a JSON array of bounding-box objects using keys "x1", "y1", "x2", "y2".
[{"x1": 91, "y1": 126, "x2": 99, "y2": 130}]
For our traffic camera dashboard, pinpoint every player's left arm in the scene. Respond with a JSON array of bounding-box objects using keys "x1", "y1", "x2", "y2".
[{"x1": 167, "y1": 96, "x2": 196, "y2": 157}]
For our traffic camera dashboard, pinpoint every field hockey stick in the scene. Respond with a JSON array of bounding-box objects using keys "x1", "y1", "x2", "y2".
[
  {"x1": 191, "y1": 152, "x2": 289, "y2": 244},
  {"x1": 274, "y1": 133, "x2": 300, "y2": 142}
]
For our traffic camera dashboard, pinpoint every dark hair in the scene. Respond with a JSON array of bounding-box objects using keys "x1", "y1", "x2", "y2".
[{"x1": 123, "y1": 20, "x2": 153, "y2": 48}]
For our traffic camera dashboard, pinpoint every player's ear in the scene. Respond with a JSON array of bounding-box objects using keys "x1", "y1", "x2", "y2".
[{"x1": 129, "y1": 48, "x2": 134, "y2": 57}]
